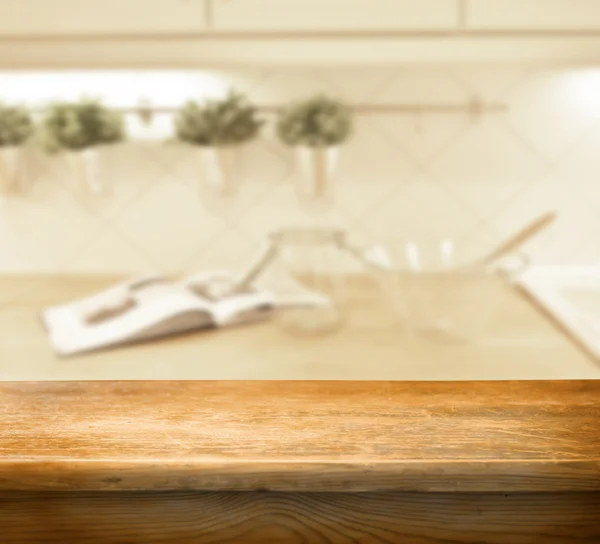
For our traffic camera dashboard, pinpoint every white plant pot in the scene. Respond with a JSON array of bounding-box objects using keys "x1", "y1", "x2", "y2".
[
  {"x1": 67, "y1": 148, "x2": 104, "y2": 196},
  {"x1": 294, "y1": 146, "x2": 339, "y2": 204},
  {"x1": 198, "y1": 146, "x2": 240, "y2": 201},
  {"x1": 0, "y1": 146, "x2": 22, "y2": 195}
]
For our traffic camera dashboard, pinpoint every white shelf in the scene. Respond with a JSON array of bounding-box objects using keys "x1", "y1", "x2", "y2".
[
  {"x1": 0, "y1": 0, "x2": 207, "y2": 36},
  {"x1": 210, "y1": 0, "x2": 459, "y2": 32},
  {"x1": 4, "y1": 34, "x2": 600, "y2": 68},
  {"x1": 1, "y1": 0, "x2": 600, "y2": 66},
  {"x1": 467, "y1": 0, "x2": 600, "y2": 30}
]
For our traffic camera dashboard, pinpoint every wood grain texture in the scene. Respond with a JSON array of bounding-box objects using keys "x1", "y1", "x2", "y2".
[
  {"x1": 2, "y1": 491, "x2": 600, "y2": 543},
  {"x1": 1, "y1": 380, "x2": 599, "y2": 492}
]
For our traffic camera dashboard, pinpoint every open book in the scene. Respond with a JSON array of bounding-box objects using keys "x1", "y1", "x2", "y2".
[{"x1": 42, "y1": 272, "x2": 329, "y2": 356}]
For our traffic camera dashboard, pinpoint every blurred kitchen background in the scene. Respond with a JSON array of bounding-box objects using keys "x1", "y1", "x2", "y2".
[{"x1": 2, "y1": 1, "x2": 600, "y2": 275}]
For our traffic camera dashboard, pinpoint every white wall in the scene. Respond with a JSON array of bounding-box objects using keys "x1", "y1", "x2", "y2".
[{"x1": 1, "y1": 64, "x2": 600, "y2": 275}]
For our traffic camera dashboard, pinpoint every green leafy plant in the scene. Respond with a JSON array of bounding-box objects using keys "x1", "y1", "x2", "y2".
[
  {"x1": 277, "y1": 95, "x2": 353, "y2": 148},
  {"x1": 42, "y1": 99, "x2": 124, "y2": 152},
  {"x1": 0, "y1": 104, "x2": 34, "y2": 147},
  {"x1": 174, "y1": 91, "x2": 263, "y2": 147}
]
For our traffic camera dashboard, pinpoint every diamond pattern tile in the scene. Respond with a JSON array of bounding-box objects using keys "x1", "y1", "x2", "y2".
[
  {"x1": 336, "y1": 118, "x2": 418, "y2": 218},
  {"x1": 362, "y1": 175, "x2": 480, "y2": 242},
  {"x1": 247, "y1": 70, "x2": 343, "y2": 105},
  {"x1": 237, "y1": 181, "x2": 353, "y2": 243},
  {"x1": 370, "y1": 67, "x2": 471, "y2": 105},
  {"x1": 458, "y1": 226, "x2": 503, "y2": 264},
  {"x1": 67, "y1": 226, "x2": 158, "y2": 274},
  {"x1": 187, "y1": 227, "x2": 260, "y2": 274},
  {"x1": 430, "y1": 117, "x2": 548, "y2": 217},
  {"x1": 315, "y1": 68, "x2": 402, "y2": 103},
  {"x1": 70, "y1": 143, "x2": 163, "y2": 220},
  {"x1": 568, "y1": 231, "x2": 600, "y2": 265},
  {"x1": 506, "y1": 67, "x2": 600, "y2": 162},
  {"x1": 374, "y1": 112, "x2": 472, "y2": 168},
  {"x1": 554, "y1": 122, "x2": 600, "y2": 212},
  {"x1": 108, "y1": 175, "x2": 227, "y2": 274},
  {"x1": 448, "y1": 64, "x2": 536, "y2": 101},
  {"x1": 0, "y1": 181, "x2": 104, "y2": 271},
  {"x1": 171, "y1": 138, "x2": 290, "y2": 223},
  {"x1": 487, "y1": 175, "x2": 598, "y2": 264},
  {"x1": 1, "y1": 66, "x2": 600, "y2": 274}
]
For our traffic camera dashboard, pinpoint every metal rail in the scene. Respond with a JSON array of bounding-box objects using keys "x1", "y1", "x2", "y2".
[{"x1": 29, "y1": 98, "x2": 507, "y2": 121}]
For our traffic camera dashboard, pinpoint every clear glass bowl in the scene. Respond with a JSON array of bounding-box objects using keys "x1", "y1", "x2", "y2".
[{"x1": 370, "y1": 239, "x2": 499, "y2": 342}]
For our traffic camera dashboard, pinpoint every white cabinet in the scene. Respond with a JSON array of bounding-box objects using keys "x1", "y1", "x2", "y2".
[
  {"x1": 211, "y1": 0, "x2": 459, "y2": 32},
  {"x1": 467, "y1": 0, "x2": 600, "y2": 30},
  {"x1": 0, "y1": 0, "x2": 206, "y2": 36}
]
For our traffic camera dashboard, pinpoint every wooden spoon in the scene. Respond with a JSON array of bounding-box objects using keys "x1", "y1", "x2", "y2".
[{"x1": 474, "y1": 211, "x2": 557, "y2": 270}]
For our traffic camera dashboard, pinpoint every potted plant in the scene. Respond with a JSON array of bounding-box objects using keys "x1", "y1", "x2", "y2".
[
  {"x1": 277, "y1": 95, "x2": 353, "y2": 203},
  {"x1": 174, "y1": 91, "x2": 263, "y2": 201},
  {"x1": 0, "y1": 104, "x2": 34, "y2": 194},
  {"x1": 42, "y1": 99, "x2": 124, "y2": 195}
]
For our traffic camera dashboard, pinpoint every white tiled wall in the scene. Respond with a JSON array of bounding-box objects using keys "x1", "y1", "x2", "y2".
[{"x1": 2, "y1": 64, "x2": 600, "y2": 275}]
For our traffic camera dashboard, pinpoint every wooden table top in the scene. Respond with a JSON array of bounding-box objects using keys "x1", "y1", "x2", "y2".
[
  {"x1": 1, "y1": 275, "x2": 599, "y2": 493},
  {"x1": 1, "y1": 380, "x2": 599, "y2": 492}
]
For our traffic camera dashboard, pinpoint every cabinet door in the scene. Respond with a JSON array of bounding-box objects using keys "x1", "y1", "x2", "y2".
[
  {"x1": 0, "y1": 0, "x2": 206, "y2": 36},
  {"x1": 212, "y1": 0, "x2": 459, "y2": 32},
  {"x1": 467, "y1": 0, "x2": 600, "y2": 30}
]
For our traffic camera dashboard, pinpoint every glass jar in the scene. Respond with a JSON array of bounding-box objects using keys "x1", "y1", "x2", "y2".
[{"x1": 271, "y1": 228, "x2": 348, "y2": 335}]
